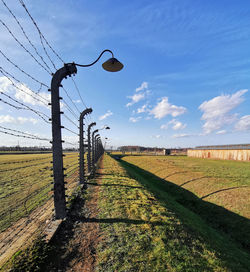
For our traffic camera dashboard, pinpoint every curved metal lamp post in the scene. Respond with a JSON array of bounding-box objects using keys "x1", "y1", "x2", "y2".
[{"x1": 50, "y1": 50, "x2": 123, "y2": 219}]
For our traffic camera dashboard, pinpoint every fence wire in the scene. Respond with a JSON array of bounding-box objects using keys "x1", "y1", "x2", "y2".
[{"x1": 0, "y1": 0, "x2": 97, "y2": 266}]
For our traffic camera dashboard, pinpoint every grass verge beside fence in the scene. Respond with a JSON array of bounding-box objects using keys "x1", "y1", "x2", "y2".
[{"x1": 97, "y1": 155, "x2": 250, "y2": 271}]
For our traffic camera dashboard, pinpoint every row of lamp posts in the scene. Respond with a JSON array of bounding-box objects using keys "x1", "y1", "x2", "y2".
[
  {"x1": 79, "y1": 111, "x2": 110, "y2": 187},
  {"x1": 50, "y1": 49, "x2": 123, "y2": 219}
]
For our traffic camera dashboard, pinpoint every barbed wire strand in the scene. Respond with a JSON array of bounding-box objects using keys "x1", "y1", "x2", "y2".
[
  {"x1": 0, "y1": 125, "x2": 50, "y2": 140},
  {"x1": 17, "y1": 0, "x2": 92, "y2": 118},
  {"x1": 0, "y1": 91, "x2": 50, "y2": 123},
  {"x1": 63, "y1": 113, "x2": 79, "y2": 129},
  {"x1": 18, "y1": 0, "x2": 64, "y2": 64},
  {"x1": 0, "y1": 49, "x2": 49, "y2": 90},
  {"x1": 6, "y1": 0, "x2": 91, "y2": 122},
  {"x1": 0, "y1": 18, "x2": 52, "y2": 75},
  {"x1": 0, "y1": 98, "x2": 22, "y2": 110},
  {"x1": 0, "y1": 0, "x2": 55, "y2": 73},
  {"x1": 61, "y1": 86, "x2": 81, "y2": 114},
  {"x1": 0, "y1": 67, "x2": 49, "y2": 106},
  {"x1": 71, "y1": 77, "x2": 88, "y2": 108},
  {"x1": 0, "y1": 155, "x2": 51, "y2": 166},
  {"x1": 0, "y1": 130, "x2": 50, "y2": 142},
  {"x1": 62, "y1": 126, "x2": 79, "y2": 136},
  {"x1": 0, "y1": 160, "x2": 52, "y2": 173}
]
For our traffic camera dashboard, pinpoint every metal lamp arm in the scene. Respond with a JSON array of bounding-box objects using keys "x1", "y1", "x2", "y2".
[{"x1": 73, "y1": 49, "x2": 114, "y2": 68}]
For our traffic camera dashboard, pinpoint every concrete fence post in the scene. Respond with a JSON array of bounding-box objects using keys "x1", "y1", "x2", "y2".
[
  {"x1": 87, "y1": 122, "x2": 96, "y2": 175},
  {"x1": 94, "y1": 134, "x2": 100, "y2": 164},
  {"x1": 91, "y1": 130, "x2": 99, "y2": 174},
  {"x1": 50, "y1": 63, "x2": 77, "y2": 219},
  {"x1": 79, "y1": 108, "x2": 92, "y2": 185}
]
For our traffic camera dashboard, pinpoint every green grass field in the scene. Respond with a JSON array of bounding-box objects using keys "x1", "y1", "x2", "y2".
[
  {"x1": 97, "y1": 155, "x2": 250, "y2": 271},
  {"x1": 120, "y1": 155, "x2": 250, "y2": 217},
  {"x1": 4, "y1": 154, "x2": 250, "y2": 271},
  {"x1": 0, "y1": 152, "x2": 79, "y2": 232},
  {"x1": 119, "y1": 155, "x2": 250, "y2": 253}
]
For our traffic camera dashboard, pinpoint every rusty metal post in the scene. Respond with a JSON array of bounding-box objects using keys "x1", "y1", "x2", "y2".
[
  {"x1": 79, "y1": 108, "x2": 92, "y2": 185},
  {"x1": 50, "y1": 63, "x2": 77, "y2": 219}
]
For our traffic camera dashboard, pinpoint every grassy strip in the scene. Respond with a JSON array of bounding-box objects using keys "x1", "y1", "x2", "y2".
[
  {"x1": 120, "y1": 155, "x2": 250, "y2": 252},
  {"x1": 120, "y1": 155, "x2": 250, "y2": 218},
  {"x1": 97, "y1": 155, "x2": 250, "y2": 272}
]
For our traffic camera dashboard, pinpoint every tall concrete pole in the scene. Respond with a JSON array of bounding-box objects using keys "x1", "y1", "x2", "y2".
[
  {"x1": 50, "y1": 63, "x2": 77, "y2": 219},
  {"x1": 91, "y1": 129, "x2": 99, "y2": 174},
  {"x1": 79, "y1": 108, "x2": 92, "y2": 185},
  {"x1": 87, "y1": 122, "x2": 96, "y2": 174},
  {"x1": 94, "y1": 134, "x2": 100, "y2": 163}
]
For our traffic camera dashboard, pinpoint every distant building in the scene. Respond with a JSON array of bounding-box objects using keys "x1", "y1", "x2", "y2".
[
  {"x1": 118, "y1": 146, "x2": 188, "y2": 156},
  {"x1": 188, "y1": 144, "x2": 250, "y2": 161}
]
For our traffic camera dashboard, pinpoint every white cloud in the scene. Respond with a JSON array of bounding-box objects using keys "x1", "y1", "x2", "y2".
[
  {"x1": 0, "y1": 76, "x2": 14, "y2": 93},
  {"x1": 126, "y1": 93, "x2": 145, "y2": 107},
  {"x1": 151, "y1": 134, "x2": 162, "y2": 139},
  {"x1": 17, "y1": 117, "x2": 38, "y2": 125},
  {"x1": 73, "y1": 99, "x2": 81, "y2": 103},
  {"x1": 126, "y1": 82, "x2": 150, "y2": 107},
  {"x1": 99, "y1": 110, "x2": 113, "y2": 120},
  {"x1": 235, "y1": 115, "x2": 250, "y2": 131},
  {"x1": 160, "y1": 124, "x2": 168, "y2": 129},
  {"x1": 161, "y1": 119, "x2": 186, "y2": 130},
  {"x1": 150, "y1": 97, "x2": 186, "y2": 119},
  {"x1": 172, "y1": 121, "x2": 186, "y2": 130},
  {"x1": 137, "y1": 104, "x2": 148, "y2": 113},
  {"x1": 136, "y1": 82, "x2": 148, "y2": 92},
  {"x1": 15, "y1": 84, "x2": 50, "y2": 107},
  {"x1": 129, "y1": 116, "x2": 141, "y2": 123},
  {"x1": 0, "y1": 115, "x2": 15, "y2": 124},
  {"x1": 216, "y1": 130, "x2": 227, "y2": 135},
  {"x1": 0, "y1": 76, "x2": 50, "y2": 108},
  {"x1": 63, "y1": 135, "x2": 78, "y2": 147},
  {"x1": 172, "y1": 133, "x2": 192, "y2": 138},
  {"x1": 199, "y1": 89, "x2": 248, "y2": 134},
  {"x1": 0, "y1": 115, "x2": 38, "y2": 124}
]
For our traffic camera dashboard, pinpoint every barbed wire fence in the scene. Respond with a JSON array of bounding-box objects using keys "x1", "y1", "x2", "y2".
[{"x1": 0, "y1": 0, "x2": 104, "y2": 266}]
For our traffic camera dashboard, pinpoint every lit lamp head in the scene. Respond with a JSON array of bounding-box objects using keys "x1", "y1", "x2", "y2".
[{"x1": 102, "y1": 58, "x2": 123, "y2": 72}]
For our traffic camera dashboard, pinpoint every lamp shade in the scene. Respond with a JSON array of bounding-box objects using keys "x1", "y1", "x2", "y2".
[{"x1": 102, "y1": 58, "x2": 123, "y2": 72}]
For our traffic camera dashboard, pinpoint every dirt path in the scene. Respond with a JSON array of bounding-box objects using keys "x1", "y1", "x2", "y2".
[{"x1": 47, "y1": 163, "x2": 102, "y2": 272}]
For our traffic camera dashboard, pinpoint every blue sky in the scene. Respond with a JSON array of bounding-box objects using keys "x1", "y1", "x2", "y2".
[{"x1": 1, "y1": 0, "x2": 250, "y2": 148}]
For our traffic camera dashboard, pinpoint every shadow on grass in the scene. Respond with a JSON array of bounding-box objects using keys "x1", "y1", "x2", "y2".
[
  {"x1": 45, "y1": 190, "x2": 164, "y2": 271},
  {"x1": 162, "y1": 171, "x2": 189, "y2": 179},
  {"x1": 43, "y1": 192, "x2": 88, "y2": 271},
  {"x1": 201, "y1": 185, "x2": 249, "y2": 199},
  {"x1": 180, "y1": 176, "x2": 208, "y2": 187},
  {"x1": 119, "y1": 159, "x2": 250, "y2": 254}
]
